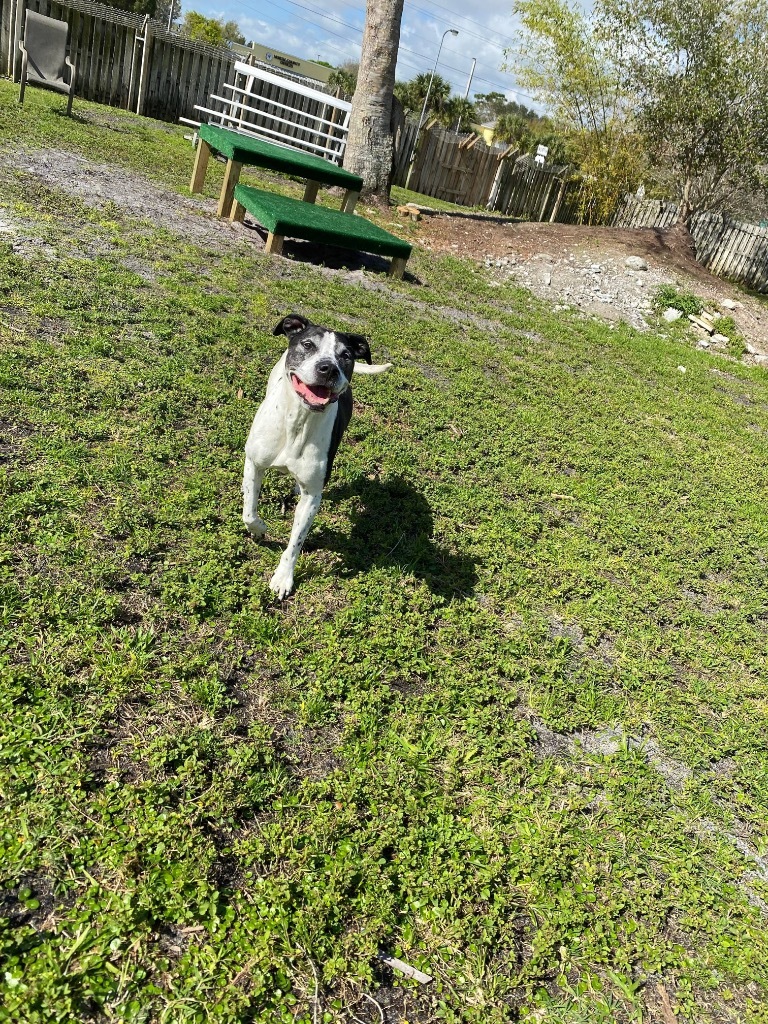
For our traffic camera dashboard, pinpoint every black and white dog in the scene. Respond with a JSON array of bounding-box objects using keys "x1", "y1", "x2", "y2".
[{"x1": 243, "y1": 314, "x2": 391, "y2": 598}]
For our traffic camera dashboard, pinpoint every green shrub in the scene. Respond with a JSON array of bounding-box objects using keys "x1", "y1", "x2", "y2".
[
  {"x1": 653, "y1": 284, "x2": 703, "y2": 316},
  {"x1": 714, "y1": 314, "x2": 747, "y2": 356}
]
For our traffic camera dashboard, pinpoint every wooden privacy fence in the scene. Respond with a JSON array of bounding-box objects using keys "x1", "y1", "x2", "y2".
[
  {"x1": 614, "y1": 195, "x2": 768, "y2": 293},
  {"x1": 396, "y1": 123, "x2": 515, "y2": 208},
  {"x1": 490, "y1": 154, "x2": 571, "y2": 221},
  {"x1": 392, "y1": 124, "x2": 573, "y2": 221},
  {"x1": 0, "y1": 0, "x2": 336, "y2": 127}
]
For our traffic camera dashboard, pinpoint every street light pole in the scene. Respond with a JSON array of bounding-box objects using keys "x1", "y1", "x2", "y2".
[{"x1": 406, "y1": 27, "x2": 458, "y2": 186}]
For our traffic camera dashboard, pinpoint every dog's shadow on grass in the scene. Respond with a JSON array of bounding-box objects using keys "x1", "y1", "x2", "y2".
[{"x1": 308, "y1": 475, "x2": 477, "y2": 598}]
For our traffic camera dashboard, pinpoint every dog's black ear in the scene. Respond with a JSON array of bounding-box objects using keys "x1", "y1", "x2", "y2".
[
  {"x1": 343, "y1": 332, "x2": 372, "y2": 364},
  {"x1": 273, "y1": 314, "x2": 310, "y2": 337}
]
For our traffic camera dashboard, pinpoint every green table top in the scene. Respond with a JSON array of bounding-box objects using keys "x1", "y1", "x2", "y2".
[
  {"x1": 199, "y1": 123, "x2": 363, "y2": 191},
  {"x1": 233, "y1": 185, "x2": 412, "y2": 260}
]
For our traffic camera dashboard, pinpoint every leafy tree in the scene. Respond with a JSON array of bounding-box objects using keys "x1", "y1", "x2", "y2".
[
  {"x1": 394, "y1": 73, "x2": 452, "y2": 121},
  {"x1": 105, "y1": 0, "x2": 155, "y2": 15},
  {"x1": 510, "y1": 0, "x2": 768, "y2": 224},
  {"x1": 597, "y1": 0, "x2": 768, "y2": 222},
  {"x1": 328, "y1": 61, "x2": 358, "y2": 97},
  {"x1": 494, "y1": 112, "x2": 534, "y2": 148},
  {"x1": 344, "y1": 0, "x2": 405, "y2": 198},
  {"x1": 442, "y1": 97, "x2": 477, "y2": 133},
  {"x1": 508, "y1": 0, "x2": 644, "y2": 221},
  {"x1": 474, "y1": 91, "x2": 538, "y2": 123},
  {"x1": 152, "y1": 0, "x2": 181, "y2": 29},
  {"x1": 180, "y1": 12, "x2": 244, "y2": 47},
  {"x1": 222, "y1": 20, "x2": 246, "y2": 44}
]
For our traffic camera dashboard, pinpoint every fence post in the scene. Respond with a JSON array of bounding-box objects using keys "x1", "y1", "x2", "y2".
[
  {"x1": 538, "y1": 171, "x2": 557, "y2": 221},
  {"x1": 127, "y1": 22, "x2": 140, "y2": 110},
  {"x1": 12, "y1": 0, "x2": 24, "y2": 82},
  {"x1": 135, "y1": 15, "x2": 151, "y2": 115},
  {"x1": 549, "y1": 167, "x2": 571, "y2": 223}
]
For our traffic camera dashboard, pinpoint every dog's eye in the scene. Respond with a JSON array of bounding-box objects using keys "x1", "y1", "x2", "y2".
[
  {"x1": 340, "y1": 350, "x2": 351, "y2": 361},
  {"x1": 302, "y1": 341, "x2": 315, "y2": 351}
]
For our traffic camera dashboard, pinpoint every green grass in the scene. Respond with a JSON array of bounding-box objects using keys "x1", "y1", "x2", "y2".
[{"x1": 3, "y1": 81, "x2": 768, "y2": 1023}]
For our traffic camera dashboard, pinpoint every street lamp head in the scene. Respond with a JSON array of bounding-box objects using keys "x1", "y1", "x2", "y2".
[{"x1": 448, "y1": 29, "x2": 459, "y2": 35}]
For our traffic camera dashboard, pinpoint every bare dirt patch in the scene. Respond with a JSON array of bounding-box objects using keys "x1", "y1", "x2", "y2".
[{"x1": 414, "y1": 210, "x2": 768, "y2": 354}]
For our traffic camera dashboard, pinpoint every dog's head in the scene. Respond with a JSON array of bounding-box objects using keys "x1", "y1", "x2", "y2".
[{"x1": 273, "y1": 314, "x2": 372, "y2": 411}]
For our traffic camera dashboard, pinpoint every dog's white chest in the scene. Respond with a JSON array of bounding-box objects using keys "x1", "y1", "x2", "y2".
[{"x1": 245, "y1": 354, "x2": 337, "y2": 491}]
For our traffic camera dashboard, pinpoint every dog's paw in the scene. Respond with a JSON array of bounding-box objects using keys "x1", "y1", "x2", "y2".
[
  {"x1": 243, "y1": 516, "x2": 268, "y2": 539},
  {"x1": 269, "y1": 565, "x2": 294, "y2": 599}
]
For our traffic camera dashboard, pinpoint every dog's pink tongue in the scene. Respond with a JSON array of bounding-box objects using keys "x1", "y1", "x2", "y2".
[{"x1": 292, "y1": 376, "x2": 331, "y2": 406}]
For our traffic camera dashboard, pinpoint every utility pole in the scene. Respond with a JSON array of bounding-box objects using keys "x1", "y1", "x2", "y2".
[{"x1": 455, "y1": 57, "x2": 476, "y2": 134}]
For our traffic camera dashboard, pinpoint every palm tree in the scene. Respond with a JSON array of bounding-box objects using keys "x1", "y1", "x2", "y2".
[
  {"x1": 395, "y1": 73, "x2": 452, "y2": 120},
  {"x1": 343, "y1": 0, "x2": 405, "y2": 199}
]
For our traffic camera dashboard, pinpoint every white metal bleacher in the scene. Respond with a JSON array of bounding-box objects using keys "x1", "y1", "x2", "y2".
[{"x1": 181, "y1": 60, "x2": 352, "y2": 164}]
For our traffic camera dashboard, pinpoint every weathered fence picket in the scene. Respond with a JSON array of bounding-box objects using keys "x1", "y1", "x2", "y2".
[{"x1": 613, "y1": 196, "x2": 768, "y2": 292}]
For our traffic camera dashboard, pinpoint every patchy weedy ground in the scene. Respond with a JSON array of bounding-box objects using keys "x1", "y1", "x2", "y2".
[{"x1": 2, "y1": 82, "x2": 768, "y2": 1024}]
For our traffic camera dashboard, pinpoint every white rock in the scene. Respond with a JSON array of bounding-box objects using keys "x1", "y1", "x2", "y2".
[
  {"x1": 663, "y1": 307, "x2": 683, "y2": 322},
  {"x1": 697, "y1": 339, "x2": 711, "y2": 348},
  {"x1": 745, "y1": 343, "x2": 759, "y2": 355},
  {"x1": 543, "y1": 271, "x2": 552, "y2": 286},
  {"x1": 712, "y1": 334, "x2": 730, "y2": 345},
  {"x1": 720, "y1": 298, "x2": 740, "y2": 310},
  {"x1": 625, "y1": 256, "x2": 649, "y2": 271},
  {"x1": 677, "y1": 365, "x2": 687, "y2": 373}
]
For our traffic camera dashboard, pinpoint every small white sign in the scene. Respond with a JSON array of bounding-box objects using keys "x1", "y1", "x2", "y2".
[
  {"x1": 536, "y1": 144, "x2": 549, "y2": 157},
  {"x1": 535, "y1": 154, "x2": 545, "y2": 164}
]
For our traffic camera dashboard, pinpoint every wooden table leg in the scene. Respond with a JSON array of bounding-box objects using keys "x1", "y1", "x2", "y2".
[
  {"x1": 217, "y1": 159, "x2": 243, "y2": 218},
  {"x1": 341, "y1": 189, "x2": 360, "y2": 214},
  {"x1": 388, "y1": 257, "x2": 408, "y2": 280},
  {"x1": 265, "y1": 232, "x2": 284, "y2": 255},
  {"x1": 229, "y1": 199, "x2": 246, "y2": 223},
  {"x1": 302, "y1": 180, "x2": 320, "y2": 204},
  {"x1": 189, "y1": 139, "x2": 211, "y2": 194}
]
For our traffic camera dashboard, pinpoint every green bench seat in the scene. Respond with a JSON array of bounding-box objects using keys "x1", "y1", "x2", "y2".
[
  {"x1": 190, "y1": 123, "x2": 364, "y2": 219},
  {"x1": 232, "y1": 184, "x2": 412, "y2": 279}
]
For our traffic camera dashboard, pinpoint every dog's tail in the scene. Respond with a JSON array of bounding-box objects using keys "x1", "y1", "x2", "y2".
[{"x1": 353, "y1": 362, "x2": 393, "y2": 375}]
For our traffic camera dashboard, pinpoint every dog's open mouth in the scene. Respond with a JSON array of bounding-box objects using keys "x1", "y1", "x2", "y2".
[{"x1": 290, "y1": 374, "x2": 338, "y2": 408}]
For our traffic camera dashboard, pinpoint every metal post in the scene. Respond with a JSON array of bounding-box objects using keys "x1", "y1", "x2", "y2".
[
  {"x1": 455, "y1": 58, "x2": 476, "y2": 135},
  {"x1": 406, "y1": 27, "x2": 458, "y2": 188}
]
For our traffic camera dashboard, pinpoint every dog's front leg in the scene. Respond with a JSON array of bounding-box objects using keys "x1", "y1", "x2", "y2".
[
  {"x1": 242, "y1": 456, "x2": 268, "y2": 538},
  {"x1": 270, "y1": 488, "x2": 322, "y2": 598}
]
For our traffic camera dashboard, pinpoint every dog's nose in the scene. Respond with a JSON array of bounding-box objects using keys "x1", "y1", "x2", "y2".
[{"x1": 316, "y1": 359, "x2": 336, "y2": 377}]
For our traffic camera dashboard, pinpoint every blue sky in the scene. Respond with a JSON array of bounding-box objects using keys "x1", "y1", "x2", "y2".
[{"x1": 187, "y1": 0, "x2": 540, "y2": 107}]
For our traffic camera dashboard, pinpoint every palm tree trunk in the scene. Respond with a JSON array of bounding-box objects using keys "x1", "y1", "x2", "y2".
[{"x1": 344, "y1": 0, "x2": 405, "y2": 200}]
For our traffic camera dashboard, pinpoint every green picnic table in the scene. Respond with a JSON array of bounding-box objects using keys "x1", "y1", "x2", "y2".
[
  {"x1": 189, "y1": 123, "x2": 364, "y2": 219},
  {"x1": 231, "y1": 184, "x2": 412, "y2": 279}
]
